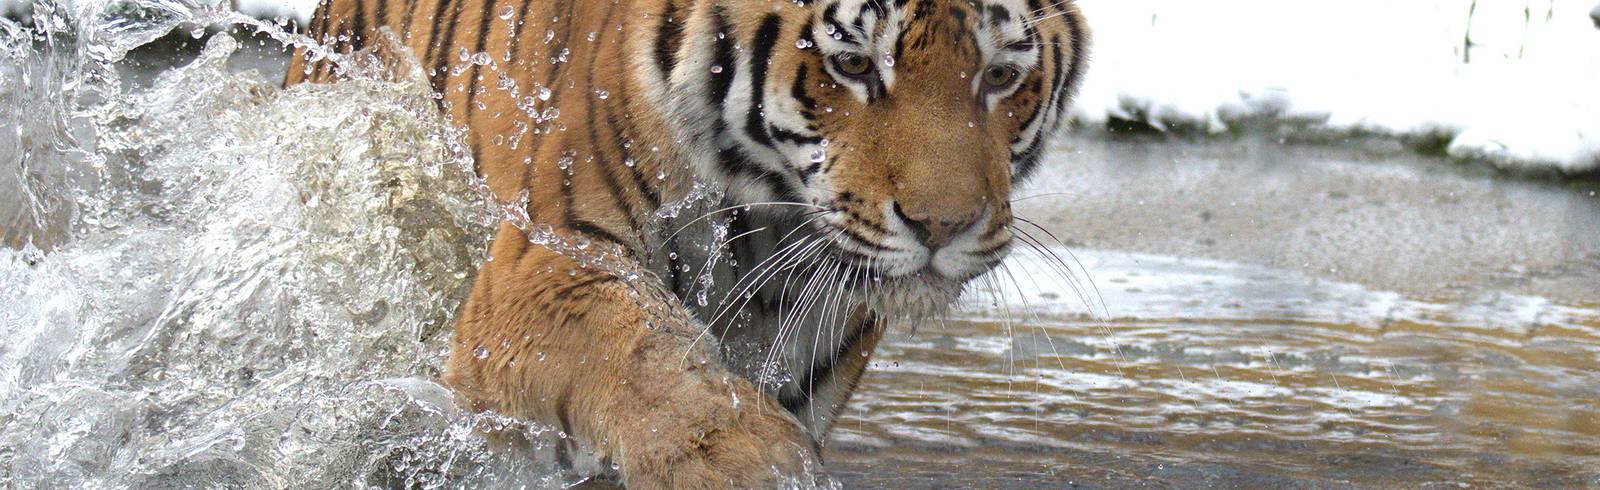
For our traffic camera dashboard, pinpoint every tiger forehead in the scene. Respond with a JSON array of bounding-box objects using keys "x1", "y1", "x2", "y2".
[{"x1": 809, "y1": 0, "x2": 1036, "y2": 49}]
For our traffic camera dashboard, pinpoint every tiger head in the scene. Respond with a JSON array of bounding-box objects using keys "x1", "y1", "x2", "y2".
[{"x1": 663, "y1": 0, "x2": 1088, "y2": 317}]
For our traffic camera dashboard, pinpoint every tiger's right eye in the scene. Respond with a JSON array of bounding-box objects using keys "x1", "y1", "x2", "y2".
[{"x1": 831, "y1": 53, "x2": 874, "y2": 78}]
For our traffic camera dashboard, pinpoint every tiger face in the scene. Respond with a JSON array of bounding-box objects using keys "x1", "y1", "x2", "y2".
[{"x1": 665, "y1": 0, "x2": 1088, "y2": 316}]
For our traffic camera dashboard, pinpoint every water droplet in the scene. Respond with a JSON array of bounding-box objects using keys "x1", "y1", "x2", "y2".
[
  {"x1": 809, "y1": 148, "x2": 826, "y2": 163},
  {"x1": 470, "y1": 52, "x2": 492, "y2": 65},
  {"x1": 538, "y1": 87, "x2": 552, "y2": 101},
  {"x1": 623, "y1": 157, "x2": 635, "y2": 167},
  {"x1": 500, "y1": 6, "x2": 515, "y2": 19},
  {"x1": 586, "y1": 31, "x2": 598, "y2": 42},
  {"x1": 882, "y1": 53, "x2": 895, "y2": 67},
  {"x1": 594, "y1": 89, "x2": 609, "y2": 99},
  {"x1": 709, "y1": 65, "x2": 724, "y2": 74},
  {"x1": 795, "y1": 38, "x2": 813, "y2": 49},
  {"x1": 473, "y1": 346, "x2": 490, "y2": 359}
]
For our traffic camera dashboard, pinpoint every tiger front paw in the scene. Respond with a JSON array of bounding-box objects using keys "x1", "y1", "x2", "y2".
[{"x1": 617, "y1": 399, "x2": 822, "y2": 489}]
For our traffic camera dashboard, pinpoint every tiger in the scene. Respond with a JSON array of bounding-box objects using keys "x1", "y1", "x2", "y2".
[{"x1": 285, "y1": 0, "x2": 1088, "y2": 486}]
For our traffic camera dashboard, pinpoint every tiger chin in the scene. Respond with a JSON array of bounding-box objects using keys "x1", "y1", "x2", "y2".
[{"x1": 288, "y1": 0, "x2": 1087, "y2": 486}]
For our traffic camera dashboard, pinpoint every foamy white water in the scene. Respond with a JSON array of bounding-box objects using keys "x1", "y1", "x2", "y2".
[{"x1": 0, "y1": 6, "x2": 588, "y2": 484}]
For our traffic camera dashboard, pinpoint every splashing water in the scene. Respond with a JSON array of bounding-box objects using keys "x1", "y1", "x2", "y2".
[{"x1": 0, "y1": 2, "x2": 597, "y2": 487}]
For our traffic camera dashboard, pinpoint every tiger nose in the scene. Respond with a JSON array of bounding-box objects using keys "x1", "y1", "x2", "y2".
[{"x1": 893, "y1": 201, "x2": 982, "y2": 250}]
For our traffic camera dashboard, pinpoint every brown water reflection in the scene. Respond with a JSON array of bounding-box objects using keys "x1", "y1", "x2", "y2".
[
  {"x1": 831, "y1": 314, "x2": 1600, "y2": 487},
  {"x1": 826, "y1": 137, "x2": 1600, "y2": 488}
]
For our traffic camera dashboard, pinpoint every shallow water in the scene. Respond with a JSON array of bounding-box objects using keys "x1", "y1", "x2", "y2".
[
  {"x1": 4, "y1": 4, "x2": 1600, "y2": 488},
  {"x1": 833, "y1": 250, "x2": 1600, "y2": 487},
  {"x1": 828, "y1": 139, "x2": 1600, "y2": 487}
]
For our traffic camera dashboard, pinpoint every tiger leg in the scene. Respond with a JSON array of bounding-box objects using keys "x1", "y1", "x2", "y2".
[{"x1": 444, "y1": 222, "x2": 819, "y2": 488}]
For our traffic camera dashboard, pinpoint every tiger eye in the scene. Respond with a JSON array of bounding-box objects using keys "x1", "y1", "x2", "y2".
[
  {"x1": 833, "y1": 54, "x2": 873, "y2": 77},
  {"x1": 982, "y1": 66, "x2": 1019, "y2": 87}
]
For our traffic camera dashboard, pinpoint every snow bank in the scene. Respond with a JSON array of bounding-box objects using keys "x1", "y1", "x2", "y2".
[{"x1": 1074, "y1": 0, "x2": 1600, "y2": 173}]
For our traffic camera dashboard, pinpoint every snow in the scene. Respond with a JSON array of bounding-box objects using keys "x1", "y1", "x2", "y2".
[
  {"x1": 1073, "y1": 0, "x2": 1600, "y2": 173},
  {"x1": 19, "y1": 0, "x2": 1598, "y2": 173}
]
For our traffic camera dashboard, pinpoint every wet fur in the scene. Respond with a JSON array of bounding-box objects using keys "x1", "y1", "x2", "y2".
[{"x1": 286, "y1": 0, "x2": 1087, "y2": 486}]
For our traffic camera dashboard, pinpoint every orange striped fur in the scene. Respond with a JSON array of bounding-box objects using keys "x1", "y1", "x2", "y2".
[{"x1": 286, "y1": 0, "x2": 1087, "y2": 485}]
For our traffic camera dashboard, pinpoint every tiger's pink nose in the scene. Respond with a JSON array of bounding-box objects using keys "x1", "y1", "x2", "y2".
[{"x1": 893, "y1": 201, "x2": 981, "y2": 250}]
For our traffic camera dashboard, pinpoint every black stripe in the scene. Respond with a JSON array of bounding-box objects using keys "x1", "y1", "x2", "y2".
[
  {"x1": 588, "y1": 119, "x2": 644, "y2": 240},
  {"x1": 316, "y1": 3, "x2": 337, "y2": 80},
  {"x1": 604, "y1": 92, "x2": 663, "y2": 209},
  {"x1": 707, "y1": 7, "x2": 736, "y2": 113},
  {"x1": 373, "y1": 0, "x2": 390, "y2": 35},
  {"x1": 844, "y1": 206, "x2": 890, "y2": 236},
  {"x1": 567, "y1": 219, "x2": 629, "y2": 247},
  {"x1": 506, "y1": 0, "x2": 535, "y2": 59},
  {"x1": 562, "y1": 275, "x2": 623, "y2": 295},
  {"x1": 311, "y1": 0, "x2": 331, "y2": 37},
  {"x1": 717, "y1": 148, "x2": 764, "y2": 188},
  {"x1": 893, "y1": 23, "x2": 907, "y2": 65},
  {"x1": 653, "y1": 0, "x2": 683, "y2": 82},
  {"x1": 791, "y1": 64, "x2": 818, "y2": 112},
  {"x1": 743, "y1": 14, "x2": 783, "y2": 149},
  {"x1": 1014, "y1": 36, "x2": 1065, "y2": 182},
  {"x1": 799, "y1": 154, "x2": 831, "y2": 184},
  {"x1": 583, "y1": 6, "x2": 646, "y2": 239},
  {"x1": 465, "y1": 0, "x2": 499, "y2": 116},
  {"x1": 399, "y1": 0, "x2": 419, "y2": 40},
  {"x1": 769, "y1": 125, "x2": 822, "y2": 146},
  {"x1": 540, "y1": 1, "x2": 580, "y2": 108},
  {"x1": 1061, "y1": 8, "x2": 1088, "y2": 109},
  {"x1": 985, "y1": 5, "x2": 1009, "y2": 25},
  {"x1": 821, "y1": 3, "x2": 858, "y2": 45},
  {"x1": 1009, "y1": 75, "x2": 1045, "y2": 144},
  {"x1": 838, "y1": 224, "x2": 894, "y2": 253},
  {"x1": 423, "y1": 0, "x2": 455, "y2": 91},
  {"x1": 348, "y1": 0, "x2": 367, "y2": 51}
]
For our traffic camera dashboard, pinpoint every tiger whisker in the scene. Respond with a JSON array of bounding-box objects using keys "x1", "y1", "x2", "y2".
[
  {"x1": 681, "y1": 235, "x2": 823, "y2": 366},
  {"x1": 1013, "y1": 216, "x2": 1108, "y2": 318},
  {"x1": 1008, "y1": 227, "x2": 1096, "y2": 317},
  {"x1": 650, "y1": 202, "x2": 829, "y2": 255},
  {"x1": 997, "y1": 262, "x2": 1070, "y2": 374}
]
